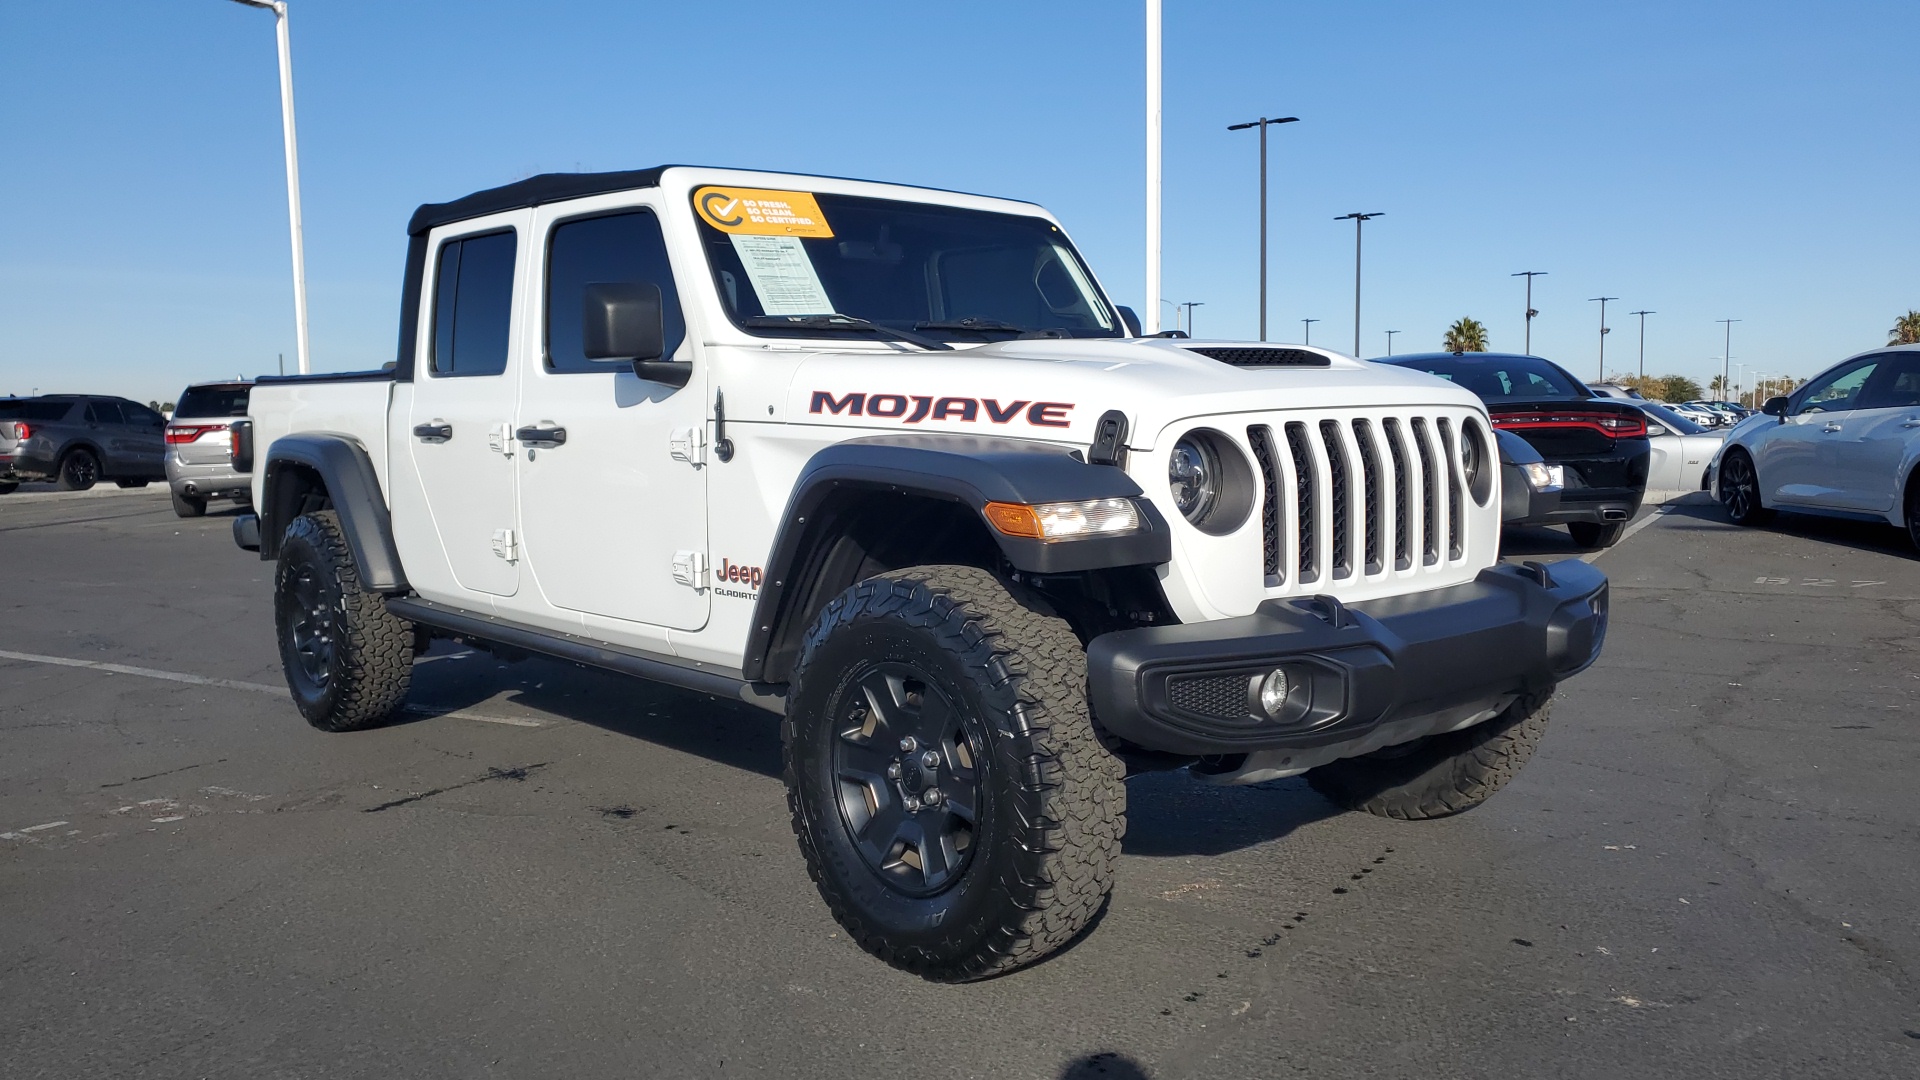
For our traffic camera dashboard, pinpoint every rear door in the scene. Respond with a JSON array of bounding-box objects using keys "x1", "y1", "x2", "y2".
[
  {"x1": 82, "y1": 400, "x2": 131, "y2": 473},
  {"x1": 508, "y1": 197, "x2": 710, "y2": 634},
  {"x1": 398, "y1": 212, "x2": 531, "y2": 600}
]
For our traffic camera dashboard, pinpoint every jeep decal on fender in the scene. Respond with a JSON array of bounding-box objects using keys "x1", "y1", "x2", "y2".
[{"x1": 809, "y1": 392, "x2": 1073, "y2": 428}]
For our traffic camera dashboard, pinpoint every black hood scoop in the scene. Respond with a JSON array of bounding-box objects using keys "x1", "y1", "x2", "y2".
[{"x1": 1186, "y1": 346, "x2": 1331, "y2": 368}]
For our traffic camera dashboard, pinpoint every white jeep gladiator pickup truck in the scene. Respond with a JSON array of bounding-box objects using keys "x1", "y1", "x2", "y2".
[{"x1": 231, "y1": 165, "x2": 1608, "y2": 981}]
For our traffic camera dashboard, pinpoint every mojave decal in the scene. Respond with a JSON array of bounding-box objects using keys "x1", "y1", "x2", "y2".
[{"x1": 808, "y1": 391, "x2": 1074, "y2": 428}]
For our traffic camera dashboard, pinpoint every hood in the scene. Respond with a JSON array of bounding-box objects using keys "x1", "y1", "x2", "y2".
[{"x1": 781, "y1": 338, "x2": 1485, "y2": 451}]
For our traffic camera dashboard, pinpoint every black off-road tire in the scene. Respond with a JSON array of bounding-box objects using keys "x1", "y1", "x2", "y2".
[
  {"x1": 783, "y1": 564, "x2": 1124, "y2": 982},
  {"x1": 1306, "y1": 692, "x2": 1553, "y2": 820},
  {"x1": 1719, "y1": 447, "x2": 1774, "y2": 526},
  {"x1": 55, "y1": 449, "x2": 99, "y2": 491},
  {"x1": 1566, "y1": 520, "x2": 1626, "y2": 549},
  {"x1": 274, "y1": 510, "x2": 414, "y2": 732},
  {"x1": 171, "y1": 489, "x2": 207, "y2": 518}
]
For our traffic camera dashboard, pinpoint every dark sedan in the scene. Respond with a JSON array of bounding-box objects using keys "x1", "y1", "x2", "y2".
[{"x1": 1376, "y1": 352, "x2": 1651, "y2": 548}]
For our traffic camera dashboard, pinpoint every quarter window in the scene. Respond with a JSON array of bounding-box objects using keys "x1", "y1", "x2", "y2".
[
  {"x1": 544, "y1": 210, "x2": 686, "y2": 373},
  {"x1": 430, "y1": 230, "x2": 517, "y2": 376}
]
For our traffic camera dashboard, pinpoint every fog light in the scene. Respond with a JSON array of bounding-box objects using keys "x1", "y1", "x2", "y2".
[{"x1": 1258, "y1": 668, "x2": 1291, "y2": 719}]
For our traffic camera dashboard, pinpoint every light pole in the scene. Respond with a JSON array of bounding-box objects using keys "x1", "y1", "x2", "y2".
[
  {"x1": 1588, "y1": 296, "x2": 1617, "y2": 381},
  {"x1": 1629, "y1": 309, "x2": 1655, "y2": 379},
  {"x1": 1334, "y1": 212, "x2": 1384, "y2": 357},
  {"x1": 1717, "y1": 319, "x2": 1741, "y2": 404},
  {"x1": 227, "y1": 0, "x2": 310, "y2": 375},
  {"x1": 1512, "y1": 271, "x2": 1547, "y2": 354},
  {"x1": 1734, "y1": 362, "x2": 1746, "y2": 403},
  {"x1": 1178, "y1": 301, "x2": 1205, "y2": 338},
  {"x1": 1385, "y1": 329, "x2": 1400, "y2": 356},
  {"x1": 1302, "y1": 318, "x2": 1319, "y2": 346},
  {"x1": 1227, "y1": 115, "x2": 1299, "y2": 341},
  {"x1": 1145, "y1": 0, "x2": 1162, "y2": 332}
]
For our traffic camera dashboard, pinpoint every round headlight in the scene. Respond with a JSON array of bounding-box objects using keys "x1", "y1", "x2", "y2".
[
  {"x1": 1169, "y1": 435, "x2": 1221, "y2": 523},
  {"x1": 1461, "y1": 420, "x2": 1493, "y2": 505}
]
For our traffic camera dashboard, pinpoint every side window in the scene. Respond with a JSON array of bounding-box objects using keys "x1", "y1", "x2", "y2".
[
  {"x1": 85, "y1": 401, "x2": 126, "y2": 425},
  {"x1": 544, "y1": 210, "x2": 686, "y2": 373},
  {"x1": 1856, "y1": 355, "x2": 1920, "y2": 411},
  {"x1": 1796, "y1": 359, "x2": 1878, "y2": 414},
  {"x1": 430, "y1": 230, "x2": 517, "y2": 376}
]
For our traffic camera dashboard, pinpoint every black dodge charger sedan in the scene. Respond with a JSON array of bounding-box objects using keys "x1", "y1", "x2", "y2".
[{"x1": 1377, "y1": 352, "x2": 1651, "y2": 548}]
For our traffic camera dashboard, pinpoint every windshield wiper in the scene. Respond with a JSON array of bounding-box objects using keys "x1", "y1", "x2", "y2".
[
  {"x1": 913, "y1": 317, "x2": 1026, "y2": 336},
  {"x1": 742, "y1": 314, "x2": 952, "y2": 351}
]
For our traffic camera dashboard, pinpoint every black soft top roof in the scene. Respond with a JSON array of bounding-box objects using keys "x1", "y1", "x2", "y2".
[{"x1": 407, "y1": 167, "x2": 672, "y2": 236}]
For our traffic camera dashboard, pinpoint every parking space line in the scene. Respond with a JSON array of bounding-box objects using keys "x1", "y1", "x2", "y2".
[{"x1": 0, "y1": 648, "x2": 544, "y2": 728}]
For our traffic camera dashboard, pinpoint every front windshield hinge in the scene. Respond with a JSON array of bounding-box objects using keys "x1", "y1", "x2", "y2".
[{"x1": 713, "y1": 388, "x2": 735, "y2": 463}]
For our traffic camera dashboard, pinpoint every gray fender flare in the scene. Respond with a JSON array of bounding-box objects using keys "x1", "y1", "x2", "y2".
[{"x1": 259, "y1": 434, "x2": 409, "y2": 594}]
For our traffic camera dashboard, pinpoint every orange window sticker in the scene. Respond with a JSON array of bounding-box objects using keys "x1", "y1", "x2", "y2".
[{"x1": 693, "y1": 187, "x2": 834, "y2": 238}]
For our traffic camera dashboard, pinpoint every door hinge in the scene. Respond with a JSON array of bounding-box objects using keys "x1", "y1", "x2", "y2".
[
  {"x1": 487, "y1": 422, "x2": 515, "y2": 456},
  {"x1": 491, "y1": 528, "x2": 518, "y2": 563},
  {"x1": 670, "y1": 426, "x2": 706, "y2": 465},
  {"x1": 671, "y1": 550, "x2": 708, "y2": 589}
]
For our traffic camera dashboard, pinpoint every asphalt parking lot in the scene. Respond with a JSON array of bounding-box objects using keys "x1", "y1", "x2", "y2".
[{"x1": 2, "y1": 488, "x2": 1916, "y2": 1080}]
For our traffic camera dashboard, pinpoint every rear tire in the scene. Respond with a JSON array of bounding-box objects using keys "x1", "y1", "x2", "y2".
[
  {"x1": 55, "y1": 449, "x2": 99, "y2": 491},
  {"x1": 0, "y1": 481, "x2": 17, "y2": 495},
  {"x1": 783, "y1": 564, "x2": 1123, "y2": 982},
  {"x1": 1719, "y1": 447, "x2": 1774, "y2": 526},
  {"x1": 1566, "y1": 520, "x2": 1626, "y2": 549},
  {"x1": 274, "y1": 510, "x2": 414, "y2": 732},
  {"x1": 171, "y1": 490, "x2": 207, "y2": 518},
  {"x1": 115, "y1": 479, "x2": 150, "y2": 489},
  {"x1": 1306, "y1": 692, "x2": 1553, "y2": 820}
]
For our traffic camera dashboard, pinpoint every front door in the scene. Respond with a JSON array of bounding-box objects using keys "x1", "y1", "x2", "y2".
[
  {"x1": 511, "y1": 199, "x2": 710, "y2": 632},
  {"x1": 1760, "y1": 355, "x2": 1879, "y2": 507},
  {"x1": 402, "y1": 212, "x2": 530, "y2": 600},
  {"x1": 1833, "y1": 353, "x2": 1920, "y2": 512}
]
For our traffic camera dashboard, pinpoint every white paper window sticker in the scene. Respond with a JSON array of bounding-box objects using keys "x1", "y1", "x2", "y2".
[{"x1": 730, "y1": 234, "x2": 833, "y2": 316}]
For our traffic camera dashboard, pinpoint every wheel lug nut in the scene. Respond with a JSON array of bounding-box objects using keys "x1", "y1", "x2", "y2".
[
  {"x1": 886, "y1": 762, "x2": 902, "y2": 780},
  {"x1": 921, "y1": 787, "x2": 941, "y2": 806},
  {"x1": 903, "y1": 795, "x2": 920, "y2": 811},
  {"x1": 921, "y1": 750, "x2": 940, "y2": 769},
  {"x1": 899, "y1": 736, "x2": 918, "y2": 752}
]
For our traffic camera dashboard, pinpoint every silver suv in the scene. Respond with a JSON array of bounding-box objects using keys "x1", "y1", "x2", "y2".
[{"x1": 165, "y1": 382, "x2": 252, "y2": 517}]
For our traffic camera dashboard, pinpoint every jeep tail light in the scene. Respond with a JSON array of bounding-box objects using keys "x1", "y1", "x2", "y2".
[
  {"x1": 1490, "y1": 409, "x2": 1647, "y2": 439},
  {"x1": 984, "y1": 498, "x2": 1142, "y2": 542},
  {"x1": 166, "y1": 423, "x2": 229, "y2": 445}
]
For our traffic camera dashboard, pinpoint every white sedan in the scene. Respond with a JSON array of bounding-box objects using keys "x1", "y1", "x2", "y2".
[
  {"x1": 1636, "y1": 401, "x2": 1724, "y2": 499},
  {"x1": 1709, "y1": 343, "x2": 1920, "y2": 546}
]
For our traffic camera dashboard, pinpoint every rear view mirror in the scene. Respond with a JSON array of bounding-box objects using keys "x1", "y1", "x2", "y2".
[
  {"x1": 582, "y1": 282, "x2": 690, "y2": 388},
  {"x1": 1761, "y1": 396, "x2": 1788, "y2": 417}
]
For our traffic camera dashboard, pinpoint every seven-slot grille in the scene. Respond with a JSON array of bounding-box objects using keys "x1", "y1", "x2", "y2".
[{"x1": 1246, "y1": 412, "x2": 1471, "y2": 587}]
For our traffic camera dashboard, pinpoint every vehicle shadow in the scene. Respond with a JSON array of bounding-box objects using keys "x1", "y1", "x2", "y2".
[
  {"x1": 1498, "y1": 524, "x2": 1585, "y2": 558},
  {"x1": 1659, "y1": 498, "x2": 1916, "y2": 559},
  {"x1": 398, "y1": 644, "x2": 1343, "y2": 857},
  {"x1": 400, "y1": 645, "x2": 784, "y2": 779},
  {"x1": 1059, "y1": 1052, "x2": 1153, "y2": 1078}
]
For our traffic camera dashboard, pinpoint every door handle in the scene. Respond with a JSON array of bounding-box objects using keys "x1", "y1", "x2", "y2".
[
  {"x1": 1822, "y1": 422, "x2": 1843, "y2": 433},
  {"x1": 412, "y1": 422, "x2": 452, "y2": 442},
  {"x1": 1901, "y1": 418, "x2": 1920, "y2": 429},
  {"x1": 515, "y1": 424, "x2": 567, "y2": 447}
]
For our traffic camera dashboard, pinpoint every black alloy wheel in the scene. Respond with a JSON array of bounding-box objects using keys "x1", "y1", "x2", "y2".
[
  {"x1": 1720, "y1": 448, "x2": 1771, "y2": 526},
  {"x1": 273, "y1": 510, "x2": 414, "y2": 732},
  {"x1": 57, "y1": 449, "x2": 99, "y2": 491},
  {"x1": 831, "y1": 663, "x2": 982, "y2": 896}
]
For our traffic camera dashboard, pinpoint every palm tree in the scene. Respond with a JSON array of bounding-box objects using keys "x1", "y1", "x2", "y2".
[
  {"x1": 1442, "y1": 317, "x2": 1488, "y2": 354},
  {"x1": 1891, "y1": 310, "x2": 1920, "y2": 345}
]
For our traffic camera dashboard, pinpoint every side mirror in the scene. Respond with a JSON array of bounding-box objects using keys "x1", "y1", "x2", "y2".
[
  {"x1": 1116, "y1": 305, "x2": 1143, "y2": 338},
  {"x1": 583, "y1": 281, "x2": 689, "y2": 388},
  {"x1": 1761, "y1": 396, "x2": 1788, "y2": 418}
]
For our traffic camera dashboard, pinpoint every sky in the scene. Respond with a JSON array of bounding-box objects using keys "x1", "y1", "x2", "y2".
[{"x1": 2, "y1": 0, "x2": 1915, "y2": 406}]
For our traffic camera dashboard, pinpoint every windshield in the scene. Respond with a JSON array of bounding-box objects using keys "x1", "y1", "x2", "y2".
[
  {"x1": 1388, "y1": 354, "x2": 1590, "y2": 402},
  {"x1": 173, "y1": 386, "x2": 250, "y2": 419},
  {"x1": 693, "y1": 189, "x2": 1120, "y2": 343},
  {"x1": 1638, "y1": 402, "x2": 1707, "y2": 435}
]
